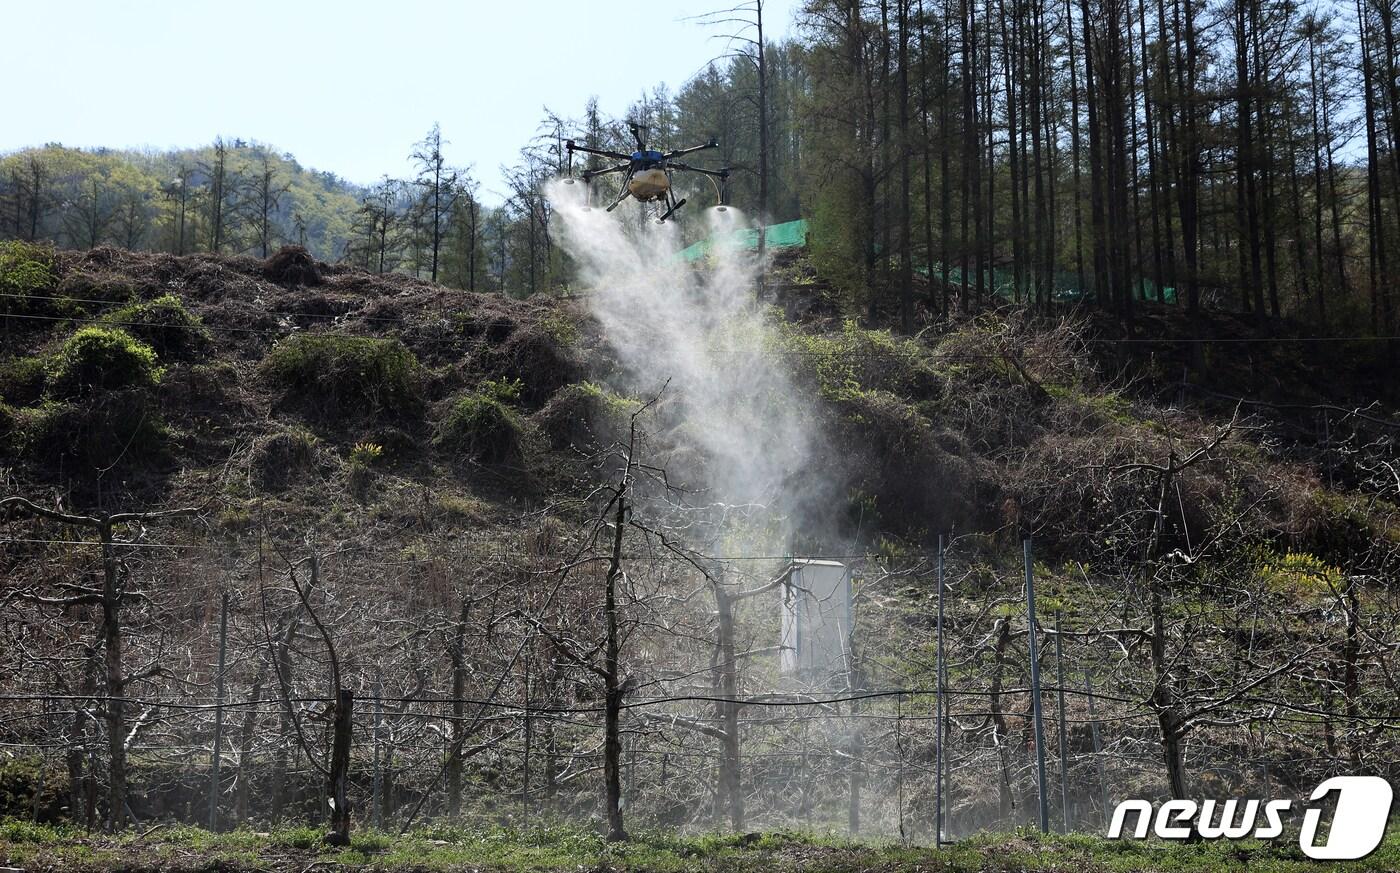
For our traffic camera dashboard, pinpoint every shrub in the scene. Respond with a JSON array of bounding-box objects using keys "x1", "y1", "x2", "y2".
[
  {"x1": 535, "y1": 381, "x2": 638, "y2": 450},
  {"x1": 478, "y1": 377, "x2": 523, "y2": 404},
  {"x1": 0, "y1": 239, "x2": 56, "y2": 312},
  {"x1": 260, "y1": 334, "x2": 422, "y2": 421},
  {"x1": 349, "y1": 441, "x2": 384, "y2": 466},
  {"x1": 435, "y1": 385, "x2": 525, "y2": 464},
  {"x1": 45, "y1": 326, "x2": 162, "y2": 398},
  {"x1": 0, "y1": 756, "x2": 67, "y2": 824},
  {"x1": 483, "y1": 324, "x2": 580, "y2": 405},
  {"x1": 104, "y1": 293, "x2": 211, "y2": 360},
  {"x1": 0, "y1": 355, "x2": 48, "y2": 406},
  {"x1": 13, "y1": 392, "x2": 166, "y2": 471},
  {"x1": 251, "y1": 427, "x2": 319, "y2": 491}
]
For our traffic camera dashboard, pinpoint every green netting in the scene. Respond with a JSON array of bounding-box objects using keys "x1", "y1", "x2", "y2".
[
  {"x1": 924, "y1": 263, "x2": 1177, "y2": 304},
  {"x1": 680, "y1": 218, "x2": 809, "y2": 262},
  {"x1": 680, "y1": 218, "x2": 1178, "y2": 304}
]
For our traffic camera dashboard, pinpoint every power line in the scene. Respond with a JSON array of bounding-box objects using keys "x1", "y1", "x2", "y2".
[{"x1": 6, "y1": 295, "x2": 1399, "y2": 355}]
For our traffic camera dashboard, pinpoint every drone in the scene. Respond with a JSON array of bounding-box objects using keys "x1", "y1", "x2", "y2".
[{"x1": 564, "y1": 122, "x2": 730, "y2": 223}]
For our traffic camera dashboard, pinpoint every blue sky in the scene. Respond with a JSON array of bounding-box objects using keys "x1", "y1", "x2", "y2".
[{"x1": 6, "y1": 1, "x2": 800, "y2": 200}]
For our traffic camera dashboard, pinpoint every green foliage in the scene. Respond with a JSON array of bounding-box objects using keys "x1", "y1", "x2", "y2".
[
  {"x1": 0, "y1": 240, "x2": 56, "y2": 309},
  {"x1": 6, "y1": 818, "x2": 1400, "y2": 872},
  {"x1": 0, "y1": 757, "x2": 66, "y2": 824},
  {"x1": 1044, "y1": 382, "x2": 1138, "y2": 425},
  {"x1": 1255, "y1": 548, "x2": 1344, "y2": 597},
  {"x1": 0, "y1": 818, "x2": 68, "y2": 844},
  {"x1": 435, "y1": 383, "x2": 526, "y2": 464},
  {"x1": 479, "y1": 376, "x2": 524, "y2": 404},
  {"x1": 0, "y1": 143, "x2": 362, "y2": 260},
  {"x1": 12, "y1": 394, "x2": 165, "y2": 470},
  {"x1": 574, "y1": 380, "x2": 640, "y2": 418},
  {"x1": 103, "y1": 294, "x2": 211, "y2": 360},
  {"x1": 0, "y1": 355, "x2": 48, "y2": 405},
  {"x1": 778, "y1": 319, "x2": 939, "y2": 405},
  {"x1": 45, "y1": 326, "x2": 162, "y2": 398},
  {"x1": 349, "y1": 441, "x2": 384, "y2": 466},
  {"x1": 540, "y1": 311, "x2": 579, "y2": 346},
  {"x1": 260, "y1": 334, "x2": 422, "y2": 420},
  {"x1": 804, "y1": 165, "x2": 869, "y2": 301}
]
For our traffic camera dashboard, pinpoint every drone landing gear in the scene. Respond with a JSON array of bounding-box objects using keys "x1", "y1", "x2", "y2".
[
  {"x1": 603, "y1": 186, "x2": 631, "y2": 213},
  {"x1": 658, "y1": 198, "x2": 687, "y2": 223}
]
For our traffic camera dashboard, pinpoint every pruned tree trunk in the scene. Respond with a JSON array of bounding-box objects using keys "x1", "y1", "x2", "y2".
[
  {"x1": 327, "y1": 689, "x2": 352, "y2": 844},
  {"x1": 603, "y1": 493, "x2": 628, "y2": 842}
]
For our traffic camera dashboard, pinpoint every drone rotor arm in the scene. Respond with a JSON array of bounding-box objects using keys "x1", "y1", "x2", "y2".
[
  {"x1": 581, "y1": 162, "x2": 631, "y2": 181},
  {"x1": 566, "y1": 141, "x2": 634, "y2": 162},
  {"x1": 667, "y1": 161, "x2": 729, "y2": 179},
  {"x1": 662, "y1": 141, "x2": 721, "y2": 160}
]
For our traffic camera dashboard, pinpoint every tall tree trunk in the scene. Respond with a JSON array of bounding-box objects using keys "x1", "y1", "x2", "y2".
[
  {"x1": 1066, "y1": 0, "x2": 1087, "y2": 294},
  {"x1": 603, "y1": 495, "x2": 627, "y2": 842},
  {"x1": 1082, "y1": 0, "x2": 1110, "y2": 306},
  {"x1": 899, "y1": 0, "x2": 915, "y2": 331}
]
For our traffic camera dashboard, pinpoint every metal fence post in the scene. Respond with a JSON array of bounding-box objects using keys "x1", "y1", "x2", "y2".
[
  {"x1": 207, "y1": 591, "x2": 228, "y2": 831},
  {"x1": 935, "y1": 535, "x2": 946, "y2": 845},
  {"x1": 1084, "y1": 670, "x2": 1110, "y2": 829},
  {"x1": 372, "y1": 679, "x2": 383, "y2": 830},
  {"x1": 1024, "y1": 538, "x2": 1050, "y2": 832},
  {"x1": 1054, "y1": 610, "x2": 1070, "y2": 832}
]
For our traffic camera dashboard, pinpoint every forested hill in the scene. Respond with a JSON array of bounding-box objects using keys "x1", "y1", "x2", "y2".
[
  {"x1": 0, "y1": 142, "x2": 363, "y2": 262},
  {"x1": 6, "y1": 0, "x2": 1400, "y2": 341}
]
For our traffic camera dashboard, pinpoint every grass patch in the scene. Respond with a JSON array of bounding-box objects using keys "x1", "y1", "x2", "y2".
[{"x1": 4, "y1": 819, "x2": 1400, "y2": 871}]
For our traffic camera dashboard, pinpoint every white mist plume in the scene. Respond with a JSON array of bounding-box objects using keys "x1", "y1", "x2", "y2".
[{"x1": 548, "y1": 180, "x2": 818, "y2": 538}]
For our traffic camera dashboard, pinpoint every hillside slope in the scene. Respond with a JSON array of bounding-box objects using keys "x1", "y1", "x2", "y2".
[{"x1": 0, "y1": 240, "x2": 1397, "y2": 846}]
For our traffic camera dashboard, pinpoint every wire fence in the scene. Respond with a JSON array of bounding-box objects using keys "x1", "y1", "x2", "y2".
[{"x1": 3, "y1": 529, "x2": 1389, "y2": 841}]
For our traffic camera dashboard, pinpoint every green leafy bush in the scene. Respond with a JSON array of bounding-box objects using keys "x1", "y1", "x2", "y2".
[
  {"x1": 45, "y1": 326, "x2": 162, "y2": 398},
  {"x1": 12, "y1": 393, "x2": 165, "y2": 470},
  {"x1": 0, "y1": 355, "x2": 48, "y2": 406},
  {"x1": 104, "y1": 293, "x2": 211, "y2": 360},
  {"x1": 478, "y1": 376, "x2": 523, "y2": 404},
  {"x1": 536, "y1": 381, "x2": 638, "y2": 450},
  {"x1": 0, "y1": 240, "x2": 56, "y2": 312},
  {"x1": 435, "y1": 384, "x2": 525, "y2": 464},
  {"x1": 0, "y1": 757, "x2": 67, "y2": 824},
  {"x1": 260, "y1": 334, "x2": 422, "y2": 420}
]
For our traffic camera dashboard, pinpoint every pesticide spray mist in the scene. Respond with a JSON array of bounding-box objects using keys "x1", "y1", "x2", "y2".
[
  {"x1": 548, "y1": 180, "x2": 822, "y2": 545},
  {"x1": 546, "y1": 182, "x2": 895, "y2": 835}
]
